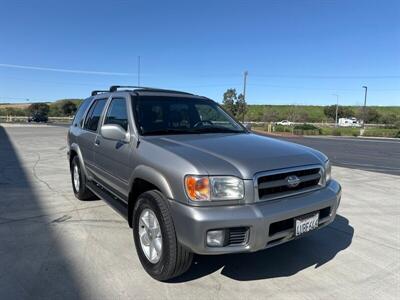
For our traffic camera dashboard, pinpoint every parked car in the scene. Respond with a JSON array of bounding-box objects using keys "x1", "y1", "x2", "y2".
[
  {"x1": 67, "y1": 86, "x2": 341, "y2": 281},
  {"x1": 276, "y1": 120, "x2": 293, "y2": 126},
  {"x1": 338, "y1": 117, "x2": 362, "y2": 127},
  {"x1": 28, "y1": 113, "x2": 48, "y2": 123}
]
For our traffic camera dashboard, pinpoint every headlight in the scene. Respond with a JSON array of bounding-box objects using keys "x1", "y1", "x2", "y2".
[
  {"x1": 185, "y1": 175, "x2": 244, "y2": 201},
  {"x1": 324, "y1": 160, "x2": 331, "y2": 183},
  {"x1": 210, "y1": 176, "x2": 244, "y2": 200}
]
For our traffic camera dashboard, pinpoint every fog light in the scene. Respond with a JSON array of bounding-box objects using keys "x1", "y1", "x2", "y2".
[{"x1": 206, "y1": 230, "x2": 225, "y2": 247}]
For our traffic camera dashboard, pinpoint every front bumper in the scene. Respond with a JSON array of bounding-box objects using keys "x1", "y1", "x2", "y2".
[{"x1": 169, "y1": 179, "x2": 341, "y2": 255}]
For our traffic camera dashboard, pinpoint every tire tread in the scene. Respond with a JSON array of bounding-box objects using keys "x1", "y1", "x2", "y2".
[
  {"x1": 133, "y1": 190, "x2": 193, "y2": 281},
  {"x1": 71, "y1": 156, "x2": 95, "y2": 200}
]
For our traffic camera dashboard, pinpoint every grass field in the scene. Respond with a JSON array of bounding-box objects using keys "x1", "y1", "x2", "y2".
[
  {"x1": 0, "y1": 103, "x2": 31, "y2": 109},
  {"x1": 254, "y1": 124, "x2": 400, "y2": 138},
  {"x1": 245, "y1": 104, "x2": 400, "y2": 123}
]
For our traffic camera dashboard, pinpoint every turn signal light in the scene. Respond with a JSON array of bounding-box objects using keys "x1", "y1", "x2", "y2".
[{"x1": 185, "y1": 176, "x2": 210, "y2": 201}]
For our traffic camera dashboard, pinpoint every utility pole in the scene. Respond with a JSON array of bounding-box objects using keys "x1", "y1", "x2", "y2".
[
  {"x1": 242, "y1": 71, "x2": 248, "y2": 122},
  {"x1": 137, "y1": 56, "x2": 141, "y2": 87},
  {"x1": 332, "y1": 94, "x2": 339, "y2": 127},
  {"x1": 362, "y1": 86, "x2": 368, "y2": 128}
]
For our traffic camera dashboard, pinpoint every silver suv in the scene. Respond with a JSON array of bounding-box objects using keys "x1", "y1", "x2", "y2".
[{"x1": 67, "y1": 86, "x2": 341, "y2": 281}]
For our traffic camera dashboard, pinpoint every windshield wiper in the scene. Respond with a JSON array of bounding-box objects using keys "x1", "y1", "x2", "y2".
[
  {"x1": 143, "y1": 127, "x2": 244, "y2": 136},
  {"x1": 142, "y1": 129, "x2": 197, "y2": 136},
  {"x1": 192, "y1": 127, "x2": 244, "y2": 134}
]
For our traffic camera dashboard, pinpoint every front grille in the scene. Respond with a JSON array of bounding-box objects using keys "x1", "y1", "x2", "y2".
[
  {"x1": 257, "y1": 166, "x2": 323, "y2": 201},
  {"x1": 227, "y1": 227, "x2": 249, "y2": 246}
]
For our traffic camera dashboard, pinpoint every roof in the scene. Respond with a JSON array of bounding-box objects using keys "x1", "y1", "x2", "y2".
[{"x1": 91, "y1": 86, "x2": 196, "y2": 97}]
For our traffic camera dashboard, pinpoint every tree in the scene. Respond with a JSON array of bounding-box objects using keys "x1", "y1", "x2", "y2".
[
  {"x1": 355, "y1": 107, "x2": 380, "y2": 123},
  {"x1": 222, "y1": 89, "x2": 237, "y2": 116},
  {"x1": 262, "y1": 108, "x2": 279, "y2": 122},
  {"x1": 222, "y1": 88, "x2": 248, "y2": 121},
  {"x1": 323, "y1": 105, "x2": 354, "y2": 120},
  {"x1": 246, "y1": 106, "x2": 264, "y2": 121},
  {"x1": 380, "y1": 113, "x2": 398, "y2": 125},
  {"x1": 287, "y1": 105, "x2": 300, "y2": 122},
  {"x1": 28, "y1": 103, "x2": 50, "y2": 117},
  {"x1": 366, "y1": 108, "x2": 380, "y2": 123},
  {"x1": 297, "y1": 110, "x2": 310, "y2": 122},
  {"x1": 61, "y1": 101, "x2": 77, "y2": 116},
  {"x1": 236, "y1": 93, "x2": 247, "y2": 122}
]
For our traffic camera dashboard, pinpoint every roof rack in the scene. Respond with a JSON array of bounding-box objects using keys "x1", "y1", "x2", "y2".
[
  {"x1": 109, "y1": 85, "x2": 193, "y2": 95},
  {"x1": 91, "y1": 90, "x2": 109, "y2": 96}
]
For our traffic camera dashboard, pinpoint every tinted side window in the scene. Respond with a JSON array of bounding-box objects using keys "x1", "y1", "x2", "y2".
[
  {"x1": 104, "y1": 98, "x2": 128, "y2": 131},
  {"x1": 83, "y1": 99, "x2": 107, "y2": 132},
  {"x1": 72, "y1": 98, "x2": 92, "y2": 127}
]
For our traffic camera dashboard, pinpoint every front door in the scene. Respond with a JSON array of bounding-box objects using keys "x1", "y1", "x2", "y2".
[{"x1": 93, "y1": 97, "x2": 132, "y2": 201}]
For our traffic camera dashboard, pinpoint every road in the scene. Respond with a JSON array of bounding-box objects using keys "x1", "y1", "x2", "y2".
[
  {"x1": 268, "y1": 134, "x2": 400, "y2": 175},
  {"x1": 0, "y1": 125, "x2": 399, "y2": 299}
]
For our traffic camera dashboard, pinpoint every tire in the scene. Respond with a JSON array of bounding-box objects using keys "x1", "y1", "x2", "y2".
[
  {"x1": 133, "y1": 190, "x2": 193, "y2": 281},
  {"x1": 70, "y1": 156, "x2": 95, "y2": 200}
]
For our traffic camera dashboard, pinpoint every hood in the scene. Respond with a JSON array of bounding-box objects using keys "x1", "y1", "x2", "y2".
[{"x1": 144, "y1": 133, "x2": 326, "y2": 179}]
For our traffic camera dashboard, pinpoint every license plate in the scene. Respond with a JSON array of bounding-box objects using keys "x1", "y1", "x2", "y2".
[{"x1": 295, "y1": 213, "x2": 319, "y2": 236}]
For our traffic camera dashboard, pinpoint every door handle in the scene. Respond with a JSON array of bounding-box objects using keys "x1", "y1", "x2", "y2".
[{"x1": 95, "y1": 138, "x2": 100, "y2": 146}]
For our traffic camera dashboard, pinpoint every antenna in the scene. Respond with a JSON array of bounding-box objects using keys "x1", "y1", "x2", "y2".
[{"x1": 138, "y1": 56, "x2": 141, "y2": 87}]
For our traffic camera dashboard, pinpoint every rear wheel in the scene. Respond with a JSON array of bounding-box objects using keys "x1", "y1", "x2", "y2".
[
  {"x1": 133, "y1": 190, "x2": 193, "y2": 281},
  {"x1": 70, "y1": 156, "x2": 95, "y2": 200}
]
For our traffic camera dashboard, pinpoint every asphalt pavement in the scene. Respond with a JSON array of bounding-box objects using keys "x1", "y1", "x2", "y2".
[
  {"x1": 0, "y1": 125, "x2": 399, "y2": 300},
  {"x1": 268, "y1": 134, "x2": 400, "y2": 175}
]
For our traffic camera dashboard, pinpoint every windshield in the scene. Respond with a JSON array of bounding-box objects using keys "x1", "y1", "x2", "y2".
[{"x1": 133, "y1": 96, "x2": 245, "y2": 136}]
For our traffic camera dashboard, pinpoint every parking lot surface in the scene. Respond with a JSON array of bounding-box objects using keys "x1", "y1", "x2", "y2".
[
  {"x1": 0, "y1": 125, "x2": 399, "y2": 299},
  {"x1": 259, "y1": 133, "x2": 400, "y2": 176}
]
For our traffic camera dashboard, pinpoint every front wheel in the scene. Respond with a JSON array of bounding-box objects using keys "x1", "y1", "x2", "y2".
[
  {"x1": 70, "y1": 156, "x2": 95, "y2": 200},
  {"x1": 133, "y1": 190, "x2": 193, "y2": 281}
]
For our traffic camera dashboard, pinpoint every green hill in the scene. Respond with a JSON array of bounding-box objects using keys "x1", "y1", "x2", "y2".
[{"x1": 245, "y1": 105, "x2": 400, "y2": 124}]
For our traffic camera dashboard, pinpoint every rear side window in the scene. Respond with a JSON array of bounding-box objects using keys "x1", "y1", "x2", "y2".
[
  {"x1": 72, "y1": 98, "x2": 92, "y2": 127},
  {"x1": 83, "y1": 99, "x2": 107, "y2": 132},
  {"x1": 104, "y1": 98, "x2": 128, "y2": 131}
]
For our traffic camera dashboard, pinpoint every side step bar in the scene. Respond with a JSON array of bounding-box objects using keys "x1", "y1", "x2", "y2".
[{"x1": 87, "y1": 181, "x2": 129, "y2": 221}]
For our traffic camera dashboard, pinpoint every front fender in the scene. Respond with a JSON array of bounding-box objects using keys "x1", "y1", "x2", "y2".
[{"x1": 130, "y1": 165, "x2": 174, "y2": 199}]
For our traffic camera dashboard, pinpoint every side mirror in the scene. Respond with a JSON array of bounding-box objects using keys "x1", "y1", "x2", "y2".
[
  {"x1": 244, "y1": 123, "x2": 252, "y2": 131},
  {"x1": 101, "y1": 124, "x2": 130, "y2": 142}
]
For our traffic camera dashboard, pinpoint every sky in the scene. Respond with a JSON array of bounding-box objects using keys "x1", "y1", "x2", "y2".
[{"x1": 0, "y1": 0, "x2": 399, "y2": 106}]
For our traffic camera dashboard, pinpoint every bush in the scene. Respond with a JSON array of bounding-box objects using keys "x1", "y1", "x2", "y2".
[
  {"x1": 274, "y1": 124, "x2": 292, "y2": 133},
  {"x1": 363, "y1": 128, "x2": 399, "y2": 138},
  {"x1": 293, "y1": 129, "x2": 321, "y2": 136},
  {"x1": 320, "y1": 127, "x2": 360, "y2": 136},
  {"x1": 294, "y1": 123, "x2": 319, "y2": 130},
  {"x1": 292, "y1": 123, "x2": 321, "y2": 135},
  {"x1": 396, "y1": 131, "x2": 400, "y2": 138}
]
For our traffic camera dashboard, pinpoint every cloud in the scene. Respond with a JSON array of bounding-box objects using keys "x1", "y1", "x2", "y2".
[{"x1": 0, "y1": 63, "x2": 135, "y2": 76}]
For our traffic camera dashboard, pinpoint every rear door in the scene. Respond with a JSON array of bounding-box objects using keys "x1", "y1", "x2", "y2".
[
  {"x1": 93, "y1": 96, "x2": 133, "y2": 200},
  {"x1": 79, "y1": 98, "x2": 108, "y2": 176},
  {"x1": 68, "y1": 97, "x2": 92, "y2": 146}
]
